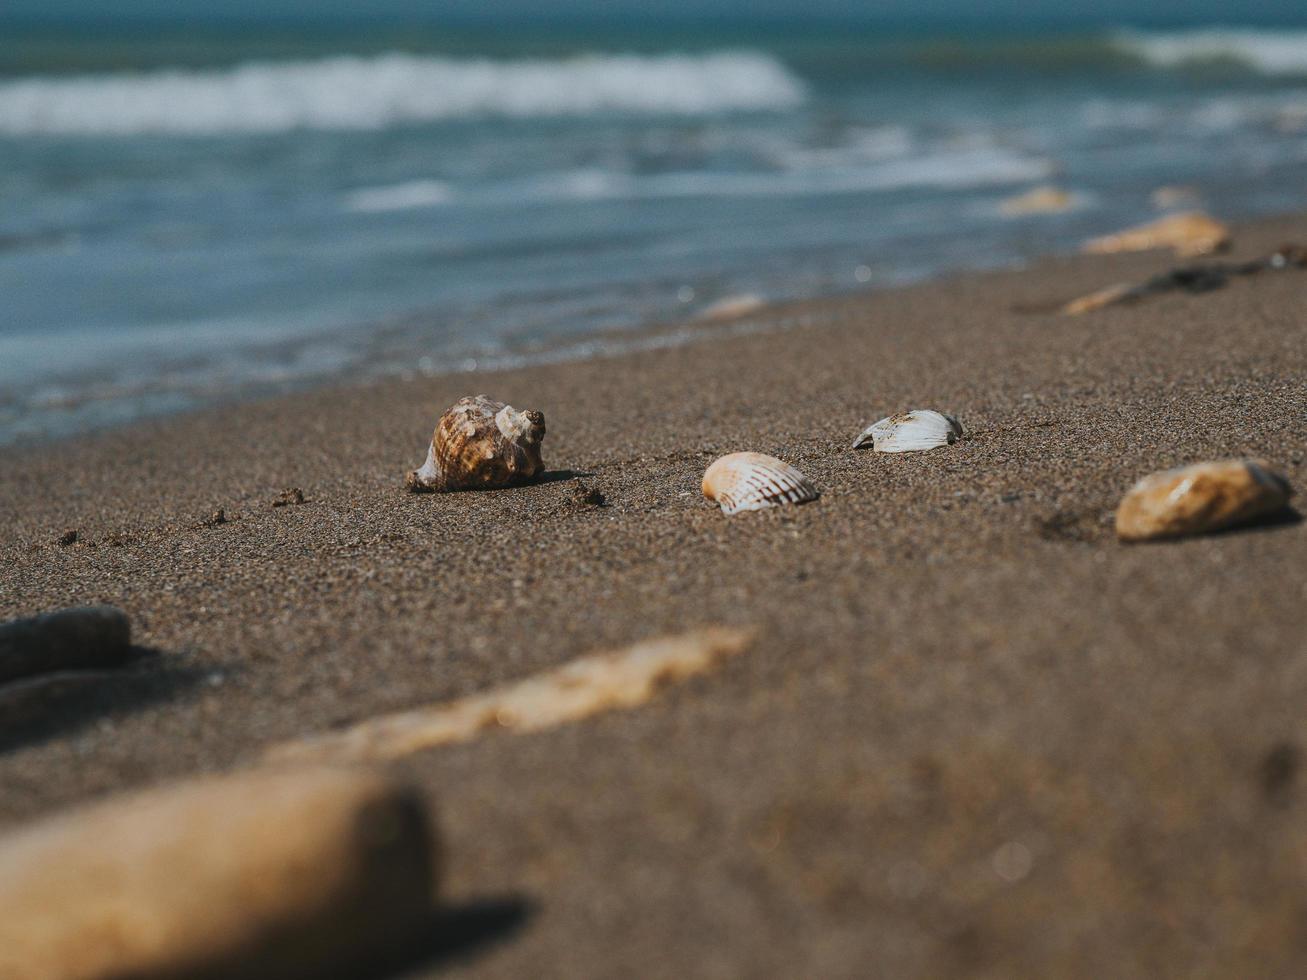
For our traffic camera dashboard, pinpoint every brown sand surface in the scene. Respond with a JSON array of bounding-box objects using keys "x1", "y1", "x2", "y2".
[{"x1": 2, "y1": 215, "x2": 1307, "y2": 977}]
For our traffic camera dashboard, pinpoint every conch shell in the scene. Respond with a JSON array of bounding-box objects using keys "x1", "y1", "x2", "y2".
[
  {"x1": 853, "y1": 410, "x2": 962, "y2": 453},
  {"x1": 702, "y1": 452, "x2": 818, "y2": 515},
  {"x1": 1115, "y1": 459, "x2": 1293, "y2": 542},
  {"x1": 406, "y1": 395, "x2": 545, "y2": 492},
  {"x1": 1083, "y1": 212, "x2": 1230, "y2": 258}
]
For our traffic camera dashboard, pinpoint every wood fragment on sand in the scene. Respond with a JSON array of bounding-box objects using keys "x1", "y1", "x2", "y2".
[
  {"x1": 1061, "y1": 244, "x2": 1307, "y2": 315},
  {"x1": 268, "y1": 628, "x2": 754, "y2": 764}
]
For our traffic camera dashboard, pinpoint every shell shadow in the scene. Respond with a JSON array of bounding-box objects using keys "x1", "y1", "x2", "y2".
[
  {"x1": 1207, "y1": 505, "x2": 1303, "y2": 537},
  {"x1": 0, "y1": 647, "x2": 209, "y2": 754},
  {"x1": 1112, "y1": 505, "x2": 1303, "y2": 545},
  {"x1": 1035, "y1": 508, "x2": 1114, "y2": 544},
  {"x1": 410, "y1": 470, "x2": 593, "y2": 495},
  {"x1": 347, "y1": 895, "x2": 534, "y2": 979},
  {"x1": 534, "y1": 469, "x2": 594, "y2": 484}
]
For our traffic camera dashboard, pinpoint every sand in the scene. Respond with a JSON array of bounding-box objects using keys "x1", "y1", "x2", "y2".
[{"x1": 2, "y1": 214, "x2": 1307, "y2": 977}]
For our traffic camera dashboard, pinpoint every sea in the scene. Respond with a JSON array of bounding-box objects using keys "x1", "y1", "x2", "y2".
[{"x1": 3, "y1": 15, "x2": 1307, "y2": 445}]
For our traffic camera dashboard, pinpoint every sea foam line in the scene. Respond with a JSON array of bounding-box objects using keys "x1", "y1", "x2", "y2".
[
  {"x1": 0, "y1": 50, "x2": 807, "y2": 137},
  {"x1": 1112, "y1": 28, "x2": 1307, "y2": 75}
]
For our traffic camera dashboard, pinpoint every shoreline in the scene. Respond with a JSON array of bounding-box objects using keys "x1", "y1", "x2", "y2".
[
  {"x1": 4, "y1": 211, "x2": 1307, "y2": 976},
  {"x1": 0, "y1": 199, "x2": 1275, "y2": 456},
  {"x1": 0, "y1": 290, "x2": 852, "y2": 453}
]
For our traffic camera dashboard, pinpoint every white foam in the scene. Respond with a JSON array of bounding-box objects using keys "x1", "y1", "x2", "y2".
[
  {"x1": 344, "y1": 180, "x2": 454, "y2": 213},
  {"x1": 0, "y1": 51, "x2": 807, "y2": 137},
  {"x1": 1114, "y1": 29, "x2": 1307, "y2": 75},
  {"x1": 421, "y1": 144, "x2": 1053, "y2": 213},
  {"x1": 584, "y1": 146, "x2": 1052, "y2": 200}
]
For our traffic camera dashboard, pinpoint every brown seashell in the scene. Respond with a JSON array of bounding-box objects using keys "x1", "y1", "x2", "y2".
[
  {"x1": 405, "y1": 395, "x2": 545, "y2": 492},
  {"x1": 1083, "y1": 211, "x2": 1230, "y2": 259},
  {"x1": 1115, "y1": 459, "x2": 1293, "y2": 542},
  {"x1": 702, "y1": 452, "x2": 819, "y2": 515}
]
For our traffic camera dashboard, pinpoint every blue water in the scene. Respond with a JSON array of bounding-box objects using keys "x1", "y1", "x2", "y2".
[{"x1": 3, "y1": 20, "x2": 1307, "y2": 444}]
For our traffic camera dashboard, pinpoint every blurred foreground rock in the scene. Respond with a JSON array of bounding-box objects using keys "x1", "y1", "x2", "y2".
[{"x1": 0, "y1": 766, "x2": 438, "y2": 980}]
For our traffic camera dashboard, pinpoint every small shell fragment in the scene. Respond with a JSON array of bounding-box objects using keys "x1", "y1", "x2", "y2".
[
  {"x1": 406, "y1": 394, "x2": 545, "y2": 492},
  {"x1": 698, "y1": 293, "x2": 766, "y2": 321},
  {"x1": 999, "y1": 185, "x2": 1076, "y2": 217},
  {"x1": 1082, "y1": 211, "x2": 1230, "y2": 258},
  {"x1": 701, "y1": 452, "x2": 818, "y2": 515},
  {"x1": 1115, "y1": 459, "x2": 1293, "y2": 542},
  {"x1": 852, "y1": 410, "x2": 962, "y2": 453}
]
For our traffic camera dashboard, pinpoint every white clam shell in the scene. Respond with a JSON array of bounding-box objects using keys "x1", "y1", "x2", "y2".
[
  {"x1": 702, "y1": 452, "x2": 819, "y2": 515},
  {"x1": 853, "y1": 410, "x2": 962, "y2": 453}
]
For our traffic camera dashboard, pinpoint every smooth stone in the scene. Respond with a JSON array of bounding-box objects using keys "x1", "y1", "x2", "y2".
[
  {"x1": 0, "y1": 766, "x2": 438, "y2": 980},
  {"x1": 1115, "y1": 459, "x2": 1293, "y2": 542},
  {"x1": 0, "y1": 606, "x2": 132, "y2": 686}
]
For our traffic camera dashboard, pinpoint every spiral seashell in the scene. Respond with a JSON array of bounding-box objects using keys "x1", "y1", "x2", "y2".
[
  {"x1": 1115, "y1": 459, "x2": 1293, "y2": 542},
  {"x1": 702, "y1": 452, "x2": 819, "y2": 515},
  {"x1": 405, "y1": 395, "x2": 545, "y2": 492},
  {"x1": 852, "y1": 410, "x2": 962, "y2": 453}
]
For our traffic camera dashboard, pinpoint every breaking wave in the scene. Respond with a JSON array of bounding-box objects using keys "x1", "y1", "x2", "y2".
[
  {"x1": 1113, "y1": 29, "x2": 1307, "y2": 76},
  {"x1": 0, "y1": 50, "x2": 807, "y2": 137}
]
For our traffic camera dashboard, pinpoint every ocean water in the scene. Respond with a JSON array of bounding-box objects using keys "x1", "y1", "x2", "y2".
[{"x1": 3, "y1": 21, "x2": 1307, "y2": 444}]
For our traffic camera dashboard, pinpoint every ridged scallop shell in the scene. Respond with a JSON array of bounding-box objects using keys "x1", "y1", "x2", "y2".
[
  {"x1": 1115, "y1": 459, "x2": 1293, "y2": 542},
  {"x1": 405, "y1": 395, "x2": 545, "y2": 492},
  {"x1": 702, "y1": 452, "x2": 819, "y2": 515},
  {"x1": 852, "y1": 410, "x2": 961, "y2": 453}
]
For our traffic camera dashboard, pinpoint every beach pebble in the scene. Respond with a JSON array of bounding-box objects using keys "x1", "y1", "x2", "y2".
[
  {"x1": 569, "y1": 480, "x2": 606, "y2": 508},
  {"x1": 1083, "y1": 211, "x2": 1230, "y2": 258},
  {"x1": 0, "y1": 606, "x2": 132, "y2": 687},
  {"x1": 1115, "y1": 460, "x2": 1293, "y2": 542},
  {"x1": 0, "y1": 766, "x2": 437, "y2": 980},
  {"x1": 271, "y1": 487, "x2": 305, "y2": 507}
]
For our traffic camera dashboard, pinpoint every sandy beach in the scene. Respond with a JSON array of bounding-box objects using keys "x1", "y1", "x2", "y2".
[{"x1": 3, "y1": 213, "x2": 1307, "y2": 977}]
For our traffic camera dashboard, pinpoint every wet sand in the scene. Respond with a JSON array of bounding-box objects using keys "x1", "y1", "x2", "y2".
[{"x1": 3, "y1": 214, "x2": 1307, "y2": 977}]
